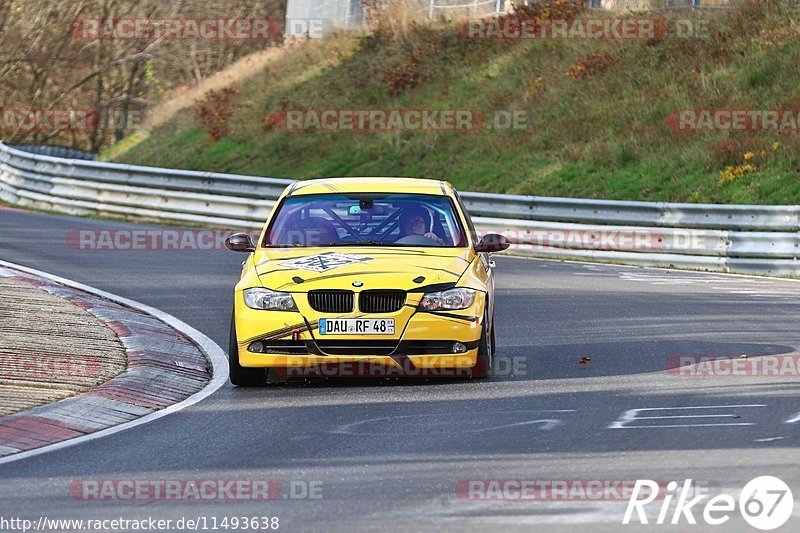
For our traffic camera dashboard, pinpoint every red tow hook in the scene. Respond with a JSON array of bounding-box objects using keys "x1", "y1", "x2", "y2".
[{"x1": 291, "y1": 328, "x2": 301, "y2": 341}]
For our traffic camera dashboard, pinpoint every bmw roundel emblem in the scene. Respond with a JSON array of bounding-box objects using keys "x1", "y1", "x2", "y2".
[{"x1": 352, "y1": 281, "x2": 364, "y2": 287}]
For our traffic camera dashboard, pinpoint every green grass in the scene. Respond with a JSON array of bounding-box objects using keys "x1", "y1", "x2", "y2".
[{"x1": 113, "y1": 2, "x2": 800, "y2": 204}]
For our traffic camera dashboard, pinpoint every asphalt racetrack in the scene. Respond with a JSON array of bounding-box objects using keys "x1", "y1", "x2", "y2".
[{"x1": 1, "y1": 207, "x2": 799, "y2": 531}]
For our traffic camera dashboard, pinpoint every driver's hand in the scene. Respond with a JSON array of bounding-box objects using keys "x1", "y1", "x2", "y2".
[{"x1": 424, "y1": 232, "x2": 444, "y2": 245}]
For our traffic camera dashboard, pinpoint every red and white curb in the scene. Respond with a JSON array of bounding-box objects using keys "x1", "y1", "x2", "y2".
[{"x1": 0, "y1": 260, "x2": 228, "y2": 465}]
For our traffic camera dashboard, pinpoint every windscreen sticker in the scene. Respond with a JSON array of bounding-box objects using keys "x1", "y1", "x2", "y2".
[{"x1": 278, "y1": 252, "x2": 372, "y2": 273}]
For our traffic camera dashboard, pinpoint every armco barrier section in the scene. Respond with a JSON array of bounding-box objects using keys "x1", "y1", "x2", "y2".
[
  {"x1": 11, "y1": 145, "x2": 96, "y2": 161},
  {"x1": 1, "y1": 142, "x2": 798, "y2": 276}
]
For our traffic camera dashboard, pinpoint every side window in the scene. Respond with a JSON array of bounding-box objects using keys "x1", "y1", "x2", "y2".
[{"x1": 452, "y1": 189, "x2": 478, "y2": 245}]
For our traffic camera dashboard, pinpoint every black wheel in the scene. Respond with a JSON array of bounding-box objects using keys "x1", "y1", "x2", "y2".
[
  {"x1": 470, "y1": 312, "x2": 492, "y2": 379},
  {"x1": 229, "y1": 312, "x2": 266, "y2": 387}
]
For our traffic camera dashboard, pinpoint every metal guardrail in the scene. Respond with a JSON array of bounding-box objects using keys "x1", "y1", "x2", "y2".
[
  {"x1": 461, "y1": 192, "x2": 800, "y2": 231},
  {"x1": 1, "y1": 141, "x2": 798, "y2": 276},
  {"x1": 11, "y1": 145, "x2": 96, "y2": 161}
]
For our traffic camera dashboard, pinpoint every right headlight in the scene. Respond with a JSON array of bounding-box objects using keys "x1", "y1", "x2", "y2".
[
  {"x1": 243, "y1": 288, "x2": 297, "y2": 311},
  {"x1": 418, "y1": 288, "x2": 476, "y2": 311}
]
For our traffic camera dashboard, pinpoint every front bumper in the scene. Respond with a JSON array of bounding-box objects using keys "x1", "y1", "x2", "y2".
[
  {"x1": 234, "y1": 292, "x2": 485, "y2": 374},
  {"x1": 242, "y1": 351, "x2": 480, "y2": 378}
]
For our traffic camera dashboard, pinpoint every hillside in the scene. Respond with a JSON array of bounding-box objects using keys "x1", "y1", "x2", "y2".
[{"x1": 112, "y1": 2, "x2": 800, "y2": 204}]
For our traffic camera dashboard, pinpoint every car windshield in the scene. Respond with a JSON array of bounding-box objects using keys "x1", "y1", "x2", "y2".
[{"x1": 264, "y1": 193, "x2": 468, "y2": 247}]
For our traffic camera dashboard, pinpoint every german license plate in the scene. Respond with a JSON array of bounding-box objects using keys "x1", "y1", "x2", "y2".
[{"x1": 319, "y1": 318, "x2": 395, "y2": 335}]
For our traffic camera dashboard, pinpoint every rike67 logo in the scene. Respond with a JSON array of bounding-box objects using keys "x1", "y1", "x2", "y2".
[{"x1": 623, "y1": 476, "x2": 794, "y2": 530}]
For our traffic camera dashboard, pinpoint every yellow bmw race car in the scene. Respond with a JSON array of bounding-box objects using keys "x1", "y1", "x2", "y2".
[{"x1": 224, "y1": 177, "x2": 510, "y2": 386}]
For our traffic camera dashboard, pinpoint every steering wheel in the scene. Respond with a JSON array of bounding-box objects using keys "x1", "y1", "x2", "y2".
[{"x1": 395, "y1": 234, "x2": 442, "y2": 246}]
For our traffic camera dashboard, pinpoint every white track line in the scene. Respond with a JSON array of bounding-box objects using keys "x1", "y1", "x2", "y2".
[{"x1": 0, "y1": 259, "x2": 229, "y2": 466}]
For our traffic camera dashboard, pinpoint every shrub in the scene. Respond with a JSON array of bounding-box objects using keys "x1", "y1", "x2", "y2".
[
  {"x1": 567, "y1": 51, "x2": 614, "y2": 80},
  {"x1": 505, "y1": 0, "x2": 586, "y2": 22},
  {"x1": 194, "y1": 88, "x2": 239, "y2": 142},
  {"x1": 383, "y1": 42, "x2": 441, "y2": 96}
]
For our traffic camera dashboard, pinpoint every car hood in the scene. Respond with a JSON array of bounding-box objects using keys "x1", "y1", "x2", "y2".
[{"x1": 253, "y1": 247, "x2": 473, "y2": 292}]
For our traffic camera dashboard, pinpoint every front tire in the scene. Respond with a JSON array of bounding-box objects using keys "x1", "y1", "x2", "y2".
[
  {"x1": 470, "y1": 313, "x2": 493, "y2": 379},
  {"x1": 229, "y1": 312, "x2": 266, "y2": 387}
]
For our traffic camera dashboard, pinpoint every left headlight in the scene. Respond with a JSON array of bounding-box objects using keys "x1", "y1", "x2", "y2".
[
  {"x1": 243, "y1": 288, "x2": 297, "y2": 311},
  {"x1": 418, "y1": 288, "x2": 477, "y2": 311}
]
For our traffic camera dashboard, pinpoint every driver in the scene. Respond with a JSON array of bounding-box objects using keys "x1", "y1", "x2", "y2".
[{"x1": 398, "y1": 206, "x2": 444, "y2": 245}]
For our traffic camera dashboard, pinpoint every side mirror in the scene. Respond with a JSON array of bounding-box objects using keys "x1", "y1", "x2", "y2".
[
  {"x1": 225, "y1": 233, "x2": 256, "y2": 253},
  {"x1": 475, "y1": 233, "x2": 510, "y2": 253}
]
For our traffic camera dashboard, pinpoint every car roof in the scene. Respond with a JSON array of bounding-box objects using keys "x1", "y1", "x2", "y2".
[{"x1": 287, "y1": 177, "x2": 452, "y2": 197}]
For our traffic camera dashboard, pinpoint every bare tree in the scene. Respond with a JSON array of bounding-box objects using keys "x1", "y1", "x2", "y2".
[{"x1": 0, "y1": 0, "x2": 285, "y2": 151}]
